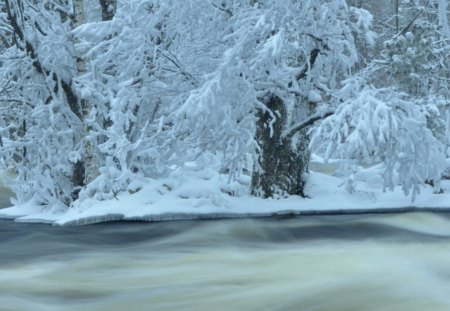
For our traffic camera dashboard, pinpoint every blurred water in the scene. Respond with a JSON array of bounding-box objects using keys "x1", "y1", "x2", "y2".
[{"x1": 1, "y1": 212, "x2": 450, "y2": 311}]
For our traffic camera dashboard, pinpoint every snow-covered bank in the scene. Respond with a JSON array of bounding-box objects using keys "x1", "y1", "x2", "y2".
[{"x1": 1, "y1": 165, "x2": 450, "y2": 226}]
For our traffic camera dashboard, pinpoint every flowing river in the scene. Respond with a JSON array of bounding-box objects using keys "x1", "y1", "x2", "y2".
[{"x1": 1, "y1": 199, "x2": 450, "y2": 310}]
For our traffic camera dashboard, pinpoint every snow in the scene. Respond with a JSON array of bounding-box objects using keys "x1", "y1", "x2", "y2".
[
  {"x1": 1, "y1": 162, "x2": 449, "y2": 226},
  {"x1": 1, "y1": 0, "x2": 449, "y2": 226}
]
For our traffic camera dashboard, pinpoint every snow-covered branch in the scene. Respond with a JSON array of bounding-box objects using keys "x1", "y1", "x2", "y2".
[
  {"x1": 311, "y1": 87, "x2": 446, "y2": 200},
  {"x1": 282, "y1": 109, "x2": 334, "y2": 141}
]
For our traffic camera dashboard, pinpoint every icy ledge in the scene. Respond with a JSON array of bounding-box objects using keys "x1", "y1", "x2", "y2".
[{"x1": 1, "y1": 170, "x2": 450, "y2": 226}]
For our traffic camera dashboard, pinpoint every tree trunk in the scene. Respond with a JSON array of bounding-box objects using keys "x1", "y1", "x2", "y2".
[
  {"x1": 72, "y1": 0, "x2": 99, "y2": 187},
  {"x1": 99, "y1": 0, "x2": 116, "y2": 21},
  {"x1": 251, "y1": 95, "x2": 310, "y2": 198},
  {"x1": 72, "y1": 0, "x2": 116, "y2": 189}
]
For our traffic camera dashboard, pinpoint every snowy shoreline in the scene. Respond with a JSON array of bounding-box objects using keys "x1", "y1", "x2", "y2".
[
  {"x1": 3, "y1": 207, "x2": 450, "y2": 227},
  {"x1": 1, "y1": 169, "x2": 450, "y2": 226}
]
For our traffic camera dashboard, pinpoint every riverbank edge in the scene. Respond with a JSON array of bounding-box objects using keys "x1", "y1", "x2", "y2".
[
  {"x1": 2, "y1": 206, "x2": 450, "y2": 226},
  {"x1": 1, "y1": 170, "x2": 450, "y2": 226}
]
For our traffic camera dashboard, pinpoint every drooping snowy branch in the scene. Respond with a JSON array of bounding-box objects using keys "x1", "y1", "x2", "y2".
[{"x1": 311, "y1": 86, "x2": 446, "y2": 200}]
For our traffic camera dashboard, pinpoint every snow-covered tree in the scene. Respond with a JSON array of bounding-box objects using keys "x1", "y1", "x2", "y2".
[
  {"x1": 311, "y1": 84, "x2": 446, "y2": 199},
  {"x1": 163, "y1": 0, "x2": 374, "y2": 198},
  {"x1": 70, "y1": 0, "x2": 375, "y2": 200},
  {"x1": 72, "y1": 0, "x2": 226, "y2": 200},
  {"x1": 372, "y1": 1, "x2": 450, "y2": 158},
  {"x1": 0, "y1": 0, "x2": 86, "y2": 208},
  {"x1": 2, "y1": 0, "x2": 446, "y2": 210},
  {"x1": 311, "y1": 1, "x2": 449, "y2": 198}
]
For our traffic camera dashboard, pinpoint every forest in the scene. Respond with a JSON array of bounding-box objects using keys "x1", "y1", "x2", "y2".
[{"x1": 0, "y1": 0, "x2": 449, "y2": 220}]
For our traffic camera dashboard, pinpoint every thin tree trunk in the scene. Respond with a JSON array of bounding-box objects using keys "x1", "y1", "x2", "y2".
[
  {"x1": 72, "y1": 0, "x2": 98, "y2": 187},
  {"x1": 72, "y1": 0, "x2": 116, "y2": 189}
]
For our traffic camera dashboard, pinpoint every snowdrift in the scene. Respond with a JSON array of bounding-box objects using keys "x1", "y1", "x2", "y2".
[{"x1": 1, "y1": 161, "x2": 450, "y2": 226}]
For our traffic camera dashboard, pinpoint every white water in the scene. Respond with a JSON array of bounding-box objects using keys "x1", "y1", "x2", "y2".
[{"x1": 1, "y1": 212, "x2": 450, "y2": 311}]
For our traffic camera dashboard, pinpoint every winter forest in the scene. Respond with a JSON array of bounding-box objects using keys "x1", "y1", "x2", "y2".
[{"x1": 0, "y1": 0, "x2": 450, "y2": 219}]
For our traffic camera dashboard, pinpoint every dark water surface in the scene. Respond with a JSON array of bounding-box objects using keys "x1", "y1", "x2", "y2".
[{"x1": 2, "y1": 212, "x2": 450, "y2": 310}]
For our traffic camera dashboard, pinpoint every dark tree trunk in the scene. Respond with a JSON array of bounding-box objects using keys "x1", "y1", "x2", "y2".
[
  {"x1": 251, "y1": 95, "x2": 310, "y2": 198},
  {"x1": 99, "y1": 0, "x2": 116, "y2": 21}
]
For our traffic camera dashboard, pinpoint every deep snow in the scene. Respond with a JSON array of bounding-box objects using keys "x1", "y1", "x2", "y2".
[{"x1": 1, "y1": 157, "x2": 450, "y2": 226}]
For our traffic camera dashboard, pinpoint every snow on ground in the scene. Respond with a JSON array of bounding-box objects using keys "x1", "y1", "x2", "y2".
[{"x1": 1, "y1": 159, "x2": 450, "y2": 226}]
